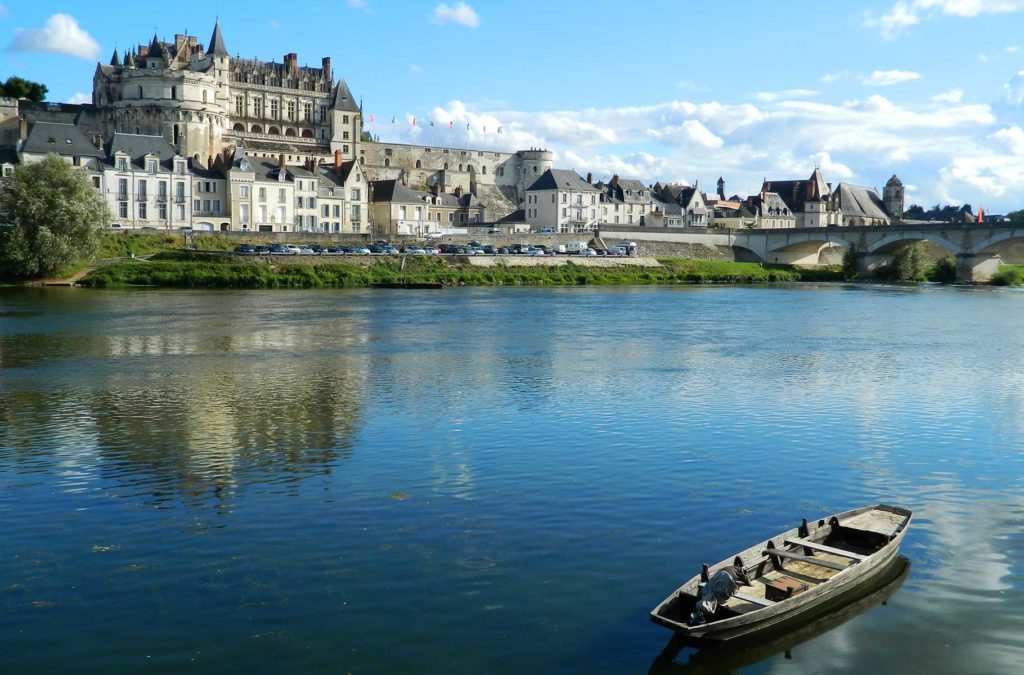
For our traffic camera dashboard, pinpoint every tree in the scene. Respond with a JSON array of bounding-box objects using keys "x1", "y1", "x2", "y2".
[
  {"x1": 0, "y1": 155, "x2": 108, "y2": 279},
  {"x1": 0, "y1": 76, "x2": 48, "y2": 102},
  {"x1": 875, "y1": 242, "x2": 926, "y2": 281},
  {"x1": 1007, "y1": 209, "x2": 1024, "y2": 224},
  {"x1": 841, "y1": 246, "x2": 859, "y2": 280}
]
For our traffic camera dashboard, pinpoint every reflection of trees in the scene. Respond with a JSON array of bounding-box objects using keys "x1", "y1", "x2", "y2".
[{"x1": 89, "y1": 361, "x2": 367, "y2": 507}]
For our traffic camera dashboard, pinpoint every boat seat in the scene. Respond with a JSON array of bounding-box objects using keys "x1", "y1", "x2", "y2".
[
  {"x1": 732, "y1": 591, "x2": 776, "y2": 607},
  {"x1": 785, "y1": 537, "x2": 867, "y2": 561},
  {"x1": 763, "y1": 548, "x2": 849, "y2": 571}
]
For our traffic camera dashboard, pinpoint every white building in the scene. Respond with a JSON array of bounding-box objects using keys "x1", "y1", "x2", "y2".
[
  {"x1": 104, "y1": 133, "x2": 192, "y2": 229},
  {"x1": 524, "y1": 169, "x2": 602, "y2": 233}
]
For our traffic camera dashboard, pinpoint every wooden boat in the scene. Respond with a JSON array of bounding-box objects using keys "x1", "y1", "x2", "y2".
[
  {"x1": 650, "y1": 504, "x2": 912, "y2": 643},
  {"x1": 650, "y1": 556, "x2": 911, "y2": 673}
]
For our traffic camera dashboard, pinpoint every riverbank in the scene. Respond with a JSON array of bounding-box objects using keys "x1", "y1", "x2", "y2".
[{"x1": 78, "y1": 251, "x2": 841, "y2": 288}]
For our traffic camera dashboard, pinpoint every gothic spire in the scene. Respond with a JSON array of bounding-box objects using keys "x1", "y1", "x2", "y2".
[
  {"x1": 110, "y1": 48, "x2": 121, "y2": 67},
  {"x1": 208, "y1": 20, "x2": 228, "y2": 56}
]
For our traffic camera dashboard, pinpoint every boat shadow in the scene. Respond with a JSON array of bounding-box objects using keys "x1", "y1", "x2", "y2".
[{"x1": 649, "y1": 555, "x2": 911, "y2": 674}]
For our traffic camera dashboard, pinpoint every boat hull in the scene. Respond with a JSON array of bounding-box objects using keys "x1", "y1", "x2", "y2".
[{"x1": 650, "y1": 504, "x2": 912, "y2": 643}]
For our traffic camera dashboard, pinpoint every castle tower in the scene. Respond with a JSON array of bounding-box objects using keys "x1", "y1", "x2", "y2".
[
  {"x1": 717, "y1": 176, "x2": 725, "y2": 201},
  {"x1": 515, "y1": 148, "x2": 554, "y2": 202},
  {"x1": 883, "y1": 175, "x2": 904, "y2": 222}
]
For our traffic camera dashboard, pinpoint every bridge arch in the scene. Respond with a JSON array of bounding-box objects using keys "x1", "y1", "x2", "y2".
[
  {"x1": 765, "y1": 238, "x2": 854, "y2": 265},
  {"x1": 866, "y1": 234, "x2": 959, "y2": 256},
  {"x1": 971, "y1": 229, "x2": 1024, "y2": 254}
]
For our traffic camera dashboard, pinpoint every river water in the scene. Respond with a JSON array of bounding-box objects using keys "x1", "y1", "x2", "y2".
[{"x1": 1, "y1": 284, "x2": 1023, "y2": 673}]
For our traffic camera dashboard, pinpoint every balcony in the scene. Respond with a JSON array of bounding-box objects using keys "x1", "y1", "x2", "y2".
[
  {"x1": 156, "y1": 194, "x2": 168, "y2": 203},
  {"x1": 173, "y1": 195, "x2": 187, "y2": 203},
  {"x1": 135, "y1": 194, "x2": 149, "y2": 201}
]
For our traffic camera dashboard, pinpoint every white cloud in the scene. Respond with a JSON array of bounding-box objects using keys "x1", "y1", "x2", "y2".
[
  {"x1": 1006, "y1": 70, "x2": 1024, "y2": 106},
  {"x1": 67, "y1": 92, "x2": 89, "y2": 104},
  {"x1": 347, "y1": 0, "x2": 370, "y2": 10},
  {"x1": 409, "y1": 63, "x2": 423, "y2": 76},
  {"x1": 8, "y1": 14, "x2": 100, "y2": 60},
  {"x1": 755, "y1": 89, "x2": 819, "y2": 102},
  {"x1": 992, "y1": 126, "x2": 1024, "y2": 154},
  {"x1": 647, "y1": 120, "x2": 724, "y2": 149},
  {"x1": 869, "y1": 0, "x2": 1024, "y2": 38},
  {"x1": 1007, "y1": 45, "x2": 1021, "y2": 53},
  {"x1": 978, "y1": 52, "x2": 990, "y2": 62},
  {"x1": 0, "y1": 5, "x2": 8, "y2": 20},
  {"x1": 932, "y1": 88, "x2": 964, "y2": 103},
  {"x1": 269, "y1": 19, "x2": 280, "y2": 30},
  {"x1": 433, "y1": 2, "x2": 480, "y2": 27},
  {"x1": 860, "y1": 69, "x2": 922, "y2": 86},
  {"x1": 820, "y1": 71, "x2": 850, "y2": 84}
]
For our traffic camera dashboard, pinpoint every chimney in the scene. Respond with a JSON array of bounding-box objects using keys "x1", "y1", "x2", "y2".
[
  {"x1": 334, "y1": 149, "x2": 342, "y2": 171},
  {"x1": 139, "y1": 46, "x2": 149, "y2": 59},
  {"x1": 18, "y1": 116, "x2": 28, "y2": 142},
  {"x1": 437, "y1": 176, "x2": 445, "y2": 194},
  {"x1": 284, "y1": 53, "x2": 298, "y2": 75},
  {"x1": 174, "y1": 34, "x2": 185, "y2": 51},
  {"x1": 432, "y1": 182, "x2": 440, "y2": 196},
  {"x1": 279, "y1": 153, "x2": 286, "y2": 170},
  {"x1": 611, "y1": 174, "x2": 619, "y2": 186},
  {"x1": 454, "y1": 186, "x2": 464, "y2": 197},
  {"x1": 322, "y1": 57, "x2": 331, "y2": 82},
  {"x1": 207, "y1": 155, "x2": 213, "y2": 170},
  {"x1": 188, "y1": 36, "x2": 197, "y2": 47},
  {"x1": 586, "y1": 172, "x2": 592, "y2": 184}
]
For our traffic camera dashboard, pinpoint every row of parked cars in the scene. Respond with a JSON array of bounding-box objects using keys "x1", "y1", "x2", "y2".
[{"x1": 231, "y1": 241, "x2": 617, "y2": 257}]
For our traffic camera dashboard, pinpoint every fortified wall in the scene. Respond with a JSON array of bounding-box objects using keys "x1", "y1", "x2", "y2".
[{"x1": 359, "y1": 142, "x2": 554, "y2": 221}]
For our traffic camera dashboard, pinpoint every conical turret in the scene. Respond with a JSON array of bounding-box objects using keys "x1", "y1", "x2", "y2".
[
  {"x1": 110, "y1": 48, "x2": 121, "y2": 67},
  {"x1": 208, "y1": 21, "x2": 228, "y2": 57}
]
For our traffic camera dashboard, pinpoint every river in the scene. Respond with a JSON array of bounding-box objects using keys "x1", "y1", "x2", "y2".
[{"x1": 1, "y1": 284, "x2": 1023, "y2": 673}]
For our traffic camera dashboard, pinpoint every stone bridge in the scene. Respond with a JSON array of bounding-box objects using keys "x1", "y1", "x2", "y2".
[{"x1": 599, "y1": 223, "x2": 1024, "y2": 281}]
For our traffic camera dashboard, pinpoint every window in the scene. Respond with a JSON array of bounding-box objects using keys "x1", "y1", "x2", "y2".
[
  {"x1": 320, "y1": 105, "x2": 328, "y2": 121},
  {"x1": 333, "y1": 205, "x2": 340, "y2": 217},
  {"x1": 212, "y1": 200, "x2": 220, "y2": 213},
  {"x1": 176, "y1": 205, "x2": 185, "y2": 220},
  {"x1": 118, "y1": 178, "x2": 128, "y2": 199},
  {"x1": 343, "y1": 115, "x2": 349, "y2": 124},
  {"x1": 343, "y1": 145, "x2": 349, "y2": 154},
  {"x1": 307, "y1": 197, "x2": 316, "y2": 208},
  {"x1": 350, "y1": 188, "x2": 361, "y2": 201},
  {"x1": 138, "y1": 203, "x2": 148, "y2": 218},
  {"x1": 240, "y1": 204, "x2": 250, "y2": 223},
  {"x1": 287, "y1": 101, "x2": 295, "y2": 120},
  {"x1": 322, "y1": 205, "x2": 330, "y2": 217},
  {"x1": 171, "y1": 86, "x2": 177, "y2": 99},
  {"x1": 399, "y1": 206, "x2": 406, "y2": 219},
  {"x1": 258, "y1": 187, "x2": 267, "y2": 202},
  {"x1": 158, "y1": 203, "x2": 167, "y2": 219},
  {"x1": 253, "y1": 98, "x2": 264, "y2": 118},
  {"x1": 561, "y1": 194, "x2": 567, "y2": 204},
  {"x1": 175, "y1": 161, "x2": 185, "y2": 175},
  {"x1": 138, "y1": 180, "x2": 147, "y2": 198},
  {"x1": 119, "y1": 202, "x2": 128, "y2": 218},
  {"x1": 193, "y1": 199, "x2": 200, "y2": 211},
  {"x1": 343, "y1": 131, "x2": 350, "y2": 140},
  {"x1": 235, "y1": 96, "x2": 244, "y2": 115},
  {"x1": 117, "y1": 157, "x2": 128, "y2": 172},
  {"x1": 303, "y1": 102, "x2": 312, "y2": 121},
  {"x1": 351, "y1": 205, "x2": 361, "y2": 221},
  {"x1": 278, "y1": 189, "x2": 286, "y2": 204},
  {"x1": 203, "y1": 199, "x2": 211, "y2": 212}
]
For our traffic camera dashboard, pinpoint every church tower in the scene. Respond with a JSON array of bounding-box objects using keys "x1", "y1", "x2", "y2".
[{"x1": 883, "y1": 175, "x2": 904, "y2": 222}]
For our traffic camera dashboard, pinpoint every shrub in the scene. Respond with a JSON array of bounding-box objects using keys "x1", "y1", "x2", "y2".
[
  {"x1": 929, "y1": 257, "x2": 958, "y2": 284},
  {"x1": 991, "y1": 266, "x2": 1024, "y2": 287}
]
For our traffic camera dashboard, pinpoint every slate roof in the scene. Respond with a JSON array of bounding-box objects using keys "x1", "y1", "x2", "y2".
[
  {"x1": 370, "y1": 179, "x2": 425, "y2": 204},
  {"x1": 762, "y1": 169, "x2": 832, "y2": 214},
  {"x1": 21, "y1": 122, "x2": 103, "y2": 158},
  {"x1": 105, "y1": 133, "x2": 178, "y2": 169},
  {"x1": 208, "y1": 21, "x2": 228, "y2": 57},
  {"x1": 319, "y1": 161, "x2": 358, "y2": 188},
  {"x1": 833, "y1": 183, "x2": 889, "y2": 221},
  {"x1": 331, "y1": 80, "x2": 360, "y2": 113},
  {"x1": 526, "y1": 168, "x2": 600, "y2": 193}
]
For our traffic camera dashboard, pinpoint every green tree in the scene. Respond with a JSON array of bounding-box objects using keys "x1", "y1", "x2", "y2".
[
  {"x1": 0, "y1": 76, "x2": 48, "y2": 102},
  {"x1": 841, "y1": 246, "x2": 859, "y2": 280},
  {"x1": 0, "y1": 155, "x2": 107, "y2": 279},
  {"x1": 1007, "y1": 209, "x2": 1024, "y2": 224},
  {"x1": 875, "y1": 242, "x2": 926, "y2": 281},
  {"x1": 929, "y1": 256, "x2": 957, "y2": 284}
]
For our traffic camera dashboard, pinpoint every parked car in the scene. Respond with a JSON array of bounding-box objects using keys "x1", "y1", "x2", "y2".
[
  {"x1": 310, "y1": 244, "x2": 327, "y2": 254},
  {"x1": 382, "y1": 245, "x2": 399, "y2": 255},
  {"x1": 298, "y1": 246, "x2": 315, "y2": 254},
  {"x1": 284, "y1": 244, "x2": 301, "y2": 255},
  {"x1": 423, "y1": 245, "x2": 440, "y2": 255},
  {"x1": 234, "y1": 243, "x2": 255, "y2": 254},
  {"x1": 326, "y1": 246, "x2": 344, "y2": 254},
  {"x1": 349, "y1": 246, "x2": 371, "y2": 255},
  {"x1": 368, "y1": 245, "x2": 384, "y2": 254},
  {"x1": 497, "y1": 247, "x2": 510, "y2": 255},
  {"x1": 482, "y1": 245, "x2": 498, "y2": 255},
  {"x1": 254, "y1": 245, "x2": 271, "y2": 255},
  {"x1": 270, "y1": 244, "x2": 288, "y2": 254},
  {"x1": 578, "y1": 247, "x2": 598, "y2": 256}
]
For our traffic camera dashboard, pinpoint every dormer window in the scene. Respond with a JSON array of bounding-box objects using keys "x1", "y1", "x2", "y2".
[
  {"x1": 239, "y1": 159, "x2": 250, "y2": 171},
  {"x1": 116, "y1": 157, "x2": 128, "y2": 172}
]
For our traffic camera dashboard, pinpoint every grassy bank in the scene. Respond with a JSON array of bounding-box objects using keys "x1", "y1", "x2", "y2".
[
  {"x1": 79, "y1": 252, "x2": 844, "y2": 289},
  {"x1": 991, "y1": 264, "x2": 1024, "y2": 287}
]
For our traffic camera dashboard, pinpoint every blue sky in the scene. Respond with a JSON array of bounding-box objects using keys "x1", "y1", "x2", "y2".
[{"x1": 2, "y1": 1, "x2": 1024, "y2": 211}]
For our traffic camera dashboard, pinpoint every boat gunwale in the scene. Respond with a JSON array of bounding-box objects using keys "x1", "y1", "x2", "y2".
[{"x1": 650, "y1": 503, "x2": 912, "y2": 640}]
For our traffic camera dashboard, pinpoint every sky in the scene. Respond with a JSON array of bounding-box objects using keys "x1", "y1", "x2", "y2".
[{"x1": 1, "y1": 0, "x2": 1024, "y2": 211}]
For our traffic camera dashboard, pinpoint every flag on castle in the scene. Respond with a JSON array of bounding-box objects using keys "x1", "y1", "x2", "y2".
[
  {"x1": 449, "y1": 121, "x2": 453, "y2": 129},
  {"x1": 412, "y1": 117, "x2": 416, "y2": 127}
]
